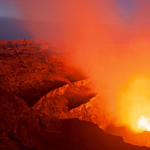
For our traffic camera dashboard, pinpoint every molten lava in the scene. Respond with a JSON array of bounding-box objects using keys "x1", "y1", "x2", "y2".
[
  {"x1": 119, "y1": 76, "x2": 150, "y2": 132},
  {"x1": 137, "y1": 114, "x2": 150, "y2": 131}
]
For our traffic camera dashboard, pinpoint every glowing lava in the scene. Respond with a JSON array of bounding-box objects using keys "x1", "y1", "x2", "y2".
[
  {"x1": 137, "y1": 114, "x2": 150, "y2": 131},
  {"x1": 119, "y1": 76, "x2": 150, "y2": 132}
]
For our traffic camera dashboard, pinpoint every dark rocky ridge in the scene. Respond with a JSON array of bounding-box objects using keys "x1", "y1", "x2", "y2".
[
  {"x1": 0, "y1": 39, "x2": 149, "y2": 150},
  {"x1": 0, "y1": 39, "x2": 86, "y2": 106},
  {"x1": 0, "y1": 87, "x2": 149, "y2": 150}
]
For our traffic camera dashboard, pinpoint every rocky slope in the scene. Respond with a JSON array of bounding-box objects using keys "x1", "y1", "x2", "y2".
[
  {"x1": 0, "y1": 39, "x2": 85, "y2": 106},
  {"x1": 0, "y1": 88, "x2": 149, "y2": 150},
  {"x1": 60, "y1": 95, "x2": 109, "y2": 130},
  {"x1": 33, "y1": 79, "x2": 96, "y2": 117},
  {"x1": 0, "y1": 39, "x2": 150, "y2": 150}
]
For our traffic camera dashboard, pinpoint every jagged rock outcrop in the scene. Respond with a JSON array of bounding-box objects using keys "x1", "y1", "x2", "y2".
[
  {"x1": 1, "y1": 39, "x2": 150, "y2": 149},
  {"x1": 33, "y1": 79, "x2": 96, "y2": 118},
  {"x1": 0, "y1": 39, "x2": 86, "y2": 106},
  {"x1": 0, "y1": 87, "x2": 61, "y2": 150},
  {"x1": 0, "y1": 88, "x2": 149, "y2": 150},
  {"x1": 60, "y1": 95, "x2": 109, "y2": 130}
]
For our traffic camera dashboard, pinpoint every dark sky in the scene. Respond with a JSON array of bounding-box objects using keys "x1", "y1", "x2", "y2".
[
  {"x1": 0, "y1": 0, "x2": 150, "y2": 42},
  {"x1": 0, "y1": 0, "x2": 139, "y2": 22}
]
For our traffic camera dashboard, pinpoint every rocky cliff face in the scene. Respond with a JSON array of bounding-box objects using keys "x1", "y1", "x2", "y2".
[
  {"x1": 0, "y1": 39, "x2": 86, "y2": 106},
  {"x1": 0, "y1": 39, "x2": 149, "y2": 150},
  {"x1": 33, "y1": 79, "x2": 96, "y2": 117},
  {"x1": 60, "y1": 95, "x2": 109, "y2": 130}
]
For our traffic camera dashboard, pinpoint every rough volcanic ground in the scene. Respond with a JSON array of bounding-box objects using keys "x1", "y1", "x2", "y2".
[{"x1": 0, "y1": 39, "x2": 149, "y2": 150}]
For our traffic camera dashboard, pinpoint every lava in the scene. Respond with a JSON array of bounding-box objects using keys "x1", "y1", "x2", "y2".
[
  {"x1": 137, "y1": 114, "x2": 150, "y2": 131},
  {"x1": 118, "y1": 75, "x2": 150, "y2": 132}
]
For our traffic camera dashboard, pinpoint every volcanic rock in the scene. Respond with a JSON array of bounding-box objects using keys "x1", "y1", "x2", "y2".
[
  {"x1": 0, "y1": 87, "x2": 61, "y2": 150},
  {"x1": 33, "y1": 79, "x2": 96, "y2": 118},
  {"x1": 61, "y1": 95, "x2": 109, "y2": 130},
  {"x1": 0, "y1": 39, "x2": 150, "y2": 150},
  {"x1": 57, "y1": 119, "x2": 150, "y2": 150},
  {"x1": 0, "y1": 39, "x2": 86, "y2": 107}
]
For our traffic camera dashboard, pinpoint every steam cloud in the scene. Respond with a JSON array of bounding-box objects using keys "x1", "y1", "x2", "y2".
[{"x1": 16, "y1": 0, "x2": 150, "y2": 127}]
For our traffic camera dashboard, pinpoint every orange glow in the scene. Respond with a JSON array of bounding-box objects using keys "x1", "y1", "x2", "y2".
[
  {"x1": 12, "y1": 0, "x2": 150, "y2": 137},
  {"x1": 118, "y1": 75, "x2": 150, "y2": 132}
]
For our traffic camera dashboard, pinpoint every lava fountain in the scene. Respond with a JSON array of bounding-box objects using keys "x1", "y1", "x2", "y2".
[{"x1": 119, "y1": 75, "x2": 150, "y2": 133}]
